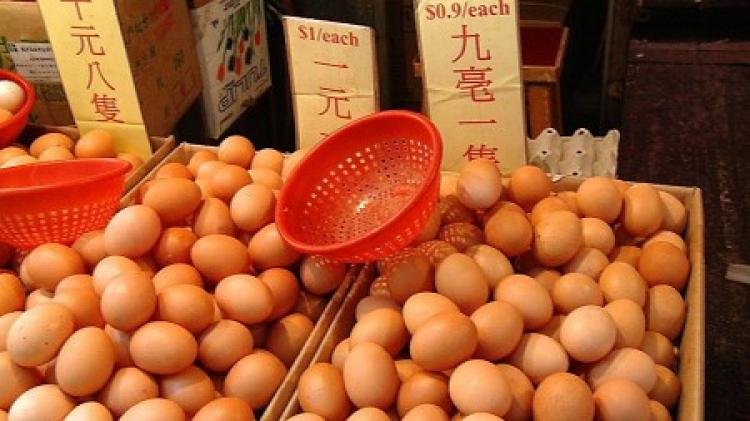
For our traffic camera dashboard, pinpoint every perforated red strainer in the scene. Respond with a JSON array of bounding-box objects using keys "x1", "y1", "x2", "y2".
[{"x1": 277, "y1": 110, "x2": 443, "y2": 262}]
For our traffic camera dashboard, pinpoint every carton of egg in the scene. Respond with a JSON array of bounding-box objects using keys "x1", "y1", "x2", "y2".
[{"x1": 527, "y1": 128, "x2": 620, "y2": 178}]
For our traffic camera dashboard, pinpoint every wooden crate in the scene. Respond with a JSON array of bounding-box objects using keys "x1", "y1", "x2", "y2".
[
  {"x1": 283, "y1": 177, "x2": 705, "y2": 421},
  {"x1": 120, "y1": 142, "x2": 362, "y2": 420},
  {"x1": 17, "y1": 125, "x2": 175, "y2": 194}
]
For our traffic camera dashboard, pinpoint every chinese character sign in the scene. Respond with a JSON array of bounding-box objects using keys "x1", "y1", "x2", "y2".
[
  {"x1": 283, "y1": 16, "x2": 379, "y2": 149},
  {"x1": 416, "y1": 0, "x2": 526, "y2": 173}
]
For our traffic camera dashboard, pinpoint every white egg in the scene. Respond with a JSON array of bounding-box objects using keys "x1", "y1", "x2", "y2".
[{"x1": 0, "y1": 80, "x2": 25, "y2": 113}]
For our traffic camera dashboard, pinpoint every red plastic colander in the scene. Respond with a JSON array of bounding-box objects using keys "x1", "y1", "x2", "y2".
[
  {"x1": 277, "y1": 110, "x2": 443, "y2": 262},
  {"x1": 0, "y1": 158, "x2": 131, "y2": 249}
]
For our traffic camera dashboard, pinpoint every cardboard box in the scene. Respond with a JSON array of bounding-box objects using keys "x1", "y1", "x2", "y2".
[
  {"x1": 0, "y1": 1, "x2": 74, "y2": 126},
  {"x1": 189, "y1": 0, "x2": 272, "y2": 139}
]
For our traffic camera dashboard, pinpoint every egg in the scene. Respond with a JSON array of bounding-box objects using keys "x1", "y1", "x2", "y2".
[
  {"x1": 439, "y1": 222, "x2": 484, "y2": 253},
  {"x1": 605, "y1": 299, "x2": 646, "y2": 348},
  {"x1": 460, "y1": 413, "x2": 503, "y2": 421},
  {"x1": 69, "y1": 230, "x2": 106, "y2": 271},
  {"x1": 470, "y1": 301, "x2": 523, "y2": 361},
  {"x1": 439, "y1": 196, "x2": 478, "y2": 225},
  {"x1": 649, "y1": 365, "x2": 680, "y2": 409},
  {"x1": 396, "y1": 371, "x2": 452, "y2": 416},
  {"x1": 348, "y1": 407, "x2": 391, "y2": 421},
  {"x1": 251, "y1": 148, "x2": 284, "y2": 173},
  {"x1": 154, "y1": 228, "x2": 197, "y2": 267},
  {"x1": 0, "y1": 312, "x2": 22, "y2": 351},
  {"x1": 638, "y1": 242, "x2": 689, "y2": 291},
  {"x1": 0, "y1": 80, "x2": 24, "y2": 113},
  {"x1": 159, "y1": 365, "x2": 215, "y2": 415},
  {"x1": 562, "y1": 247, "x2": 609, "y2": 280},
  {"x1": 142, "y1": 178, "x2": 202, "y2": 226},
  {"x1": 645, "y1": 286, "x2": 686, "y2": 341},
  {"x1": 118, "y1": 153, "x2": 144, "y2": 173},
  {"x1": 7, "y1": 303, "x2": 74, "y2": 367},
  {"x1": 649, "y1": 400, "x2": 672, "y2": 421},
  {"x1": 0, "y1": 155, "x2": 35, "y2": 168},
  {"x1": 259, "y1": 268, "x2": 301, "y2": 320},
  {"x1": 248, "y1": 168, "x2": 283, "y2": 190},
  {"x1": 22, "y1": 244, "x2": 85, "y2": 291},
  {"x1": 343, "y1": 343, "x2": 399, "y2": 409},
  {"x1": 0, "y1": 274, "x2": 24, "y2": 315},
  {"x1": 400, "y1": 293, "x2": 456, "y2": 335},
  {"x1": 537, "y1": 314, "x2": 566, "y2": 342},
  {"x1": 248, "y1": 223, "x2": 301, "y2": 270},
  {"x1": 494, "y1": 274, "x2": 553, "y2": 330},
  {"x1": 593, "y1": 379, "x2": 650, "y2": 421},
  {"x1": 152, "y1": 163, "x2": 192, "y2": 180},
  {"x1": 402, "y1": 404, "x2": 449, "y2": 421},
  {"x1": 643, "y1": 231, "x2": 686, "y2": 254},
  {"x1": 64, "y1": 402, "x2": 113, "y2": 421},
  {"x1": 656, "y1": 191, "x2": 686, "y2": 233},
  {"x1": 151, "y1": 264, "x2": 202, "y2": 294},
  {"x1": 266, "y1": 313, "x2": 314, "y2": 366},
  {"x1": 119, "y1": 398, "x2": 185, "y2": 421},
  {"x1": 552, "y1": 273, "x2": 603, "y2": 314},
  {"x1": 484, "y1": 209, "x2": 532, "y2": 257},
  {"x1": 157, "y1": 285, "x2": 214, "y2": 333},
  {"x1": 413, "y1": 208, "x2": 441, "y2": 244},
  {"x1": 608, "y1": 245, "x2": 642, "y2": 267},
  {"x1": 391, "y1": 360, "x2": 422, "y2": 384},
  {"x1": 639, "y1": 331, "x2": 676, "y2": 368},
  {"x1": 530, "y1": 197, "x2": 571, "y2": 226},
  {"x1": 192, "y1": 397, "x2": 254, "y2": 421},
  {"x1": 449, "y1": 359, "x2": 511, "y2": 416},
  {"x1": 197, "y1": 320, "x2": 253, "y2": 372},
  {"x1": 214, "y1": 274, "x2": 273, "y2": 324},
  {"x1": 129, "y1": 321, "x2": 197, "y2": 375},
  {"x1": 588, "y1": 348, "x2": 657, "y2": 392},
  {"x1": 74, "y1": 129, "x2": 115, "y2": 158},
  {"x1": 0, "y1": 351, "x2": 41, "y2": 410},
  {"x1": 385, "y1": 255, "x2": 433, "y2": 305},
  {"x1": 100, "y1": 272, "x2": 156, "y2": 331},
  {"x1": 507, "y1": 333, "x2": 569, "y2": 384},
  {"x1": 622, "y1": 184, "x2": 664, "y2": 238},
  {"x1": 104, "y1": 206, "x2": 161, "y2": 258},
  {"x1": 508, "y1": 166, "x2": 551, "y2": 211},
  {"x1": 92, "y1": 256, "x2": 143, "y2": 295},
  {"x1": 0, "y1": 147, "x2": 27, "y2": 166},
  {"x1": 104, "y1": 325, "x2": 133, "y2": 368},
  {"x1": 598, "y1": 262, "x2": 647, "y2": 307},
  {"x1": 53, "y1": 288, "x2": 104, "y2": 328},
  {"x1": 194, "y1": 198, "x2": 237, "y2": 237},
  {"x1": 294, "y1": 291, "x2": 329, "y2": 322},
  {"x1": 325, "y1": 339, "x2": 351, "y2": 372},
  {"x1": 533, "y1": 210, "x2": 583, "y2": 266},
  {"x1": 465, "y1": 245, "x2": 513, "y2": 290},
  {"x1": 455, "y1": 159, "x2": 503, "y2": 210},
  {"x1": 526, "y1": 268, "x2": 560, "y2": 292},
  {"x1": 224, "y1": 351, "x2": 287, "y2": 409},
  {"x1": 98, "y1": 367, "x2": 159, "y2": 416},
  {"x1": 580, "y1": 218, "x2": 615, "y2": 255},
  {"x1": 29, "y1": 133, "x2": 74, "y2": 157},
  {"x1": 191, "y1": 235, "x2": 250, "y2": 284},
  {"x1": 228, "y1": 184, "x2": 275, "y2": 234},
  {"x1": 8, "y1": 384, "x2": 74, "y2": 421},
  {"x1": 134, "y1": 256, "x2": 158, "y2": 279},
  {"x1": 435, "y1": 254, "x2": 488, "y2": 314},
  {"x1": 298, "y1": 363, "x2": 352, "y2": 421},
  {"x1": 301, "y1": 255, "x2": 348, "y2": 296},
  {"x1": 575, "y1": 177, "x2": 622, "y2": 223},
  {"x1": 38, "y1": 146, "x2": 75, "y2": 161},
  {"x1": 533, "y1": 372, "x2": 594, "y2": 421},
  {"x1": 355, "y1": 296, "x2": 400, "y2": 322},
  {"x1": 482, "y1": 200, "x2": 526, "y2": 225},
  {"x1": 560, "y1": 306, "x2": 616, "y2": 362},
  {"x1": 555, "y1": 191, "x2": 581, "y2": 216},
  {"x1": 24, "y1": 289, "x2": 52, "y2": 309},
  {"x1": 217, "y1": 136, "x2": 254, "y2": 167},
  {"x1": 493, "y1": 364, "x2": 533, "y2": 421},
  {"x1": 282, "y1": 148, "x2": 308, "y2": 180},
  {"x1": 54, "y1": 327, "x2": 114, "y2": 396},
  {"x1": 210, "y1": 164, "x2": 252, "y2": 202},
  {"x1": 350, "y1": 307, "x2": 407, "y2": 356},
  {"x1": 410, "y1": 311, "x2": 477, "y2": 371}
]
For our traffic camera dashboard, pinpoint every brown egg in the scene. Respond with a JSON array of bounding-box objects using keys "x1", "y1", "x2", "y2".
[
  {"x1": 22, "y1": 243, "x2": 85, "y2": 291},
  {"x1": 104, "y1": 325, "x2": 133, "y2": 368},
  {"x1": 29, "y1": 133, "x2": 74, "y2": 157},
  {"x1": 186, "y1": 150, "x2": 218, "y2": 174},
  {"x1": 0, "y1": 351, "x2": 41, "y2": 410},
  {"x1": 218, "y1": 136, "x2": 255, "y2": 168},
  {"x1": 658, "y1": 192, "x2": 687, "y2": 234},
  {"x1": 413, "y1": 208, "x2": 442, "y2": 245},
  {"x1": 0, "y1": 155, "x2": 36, "y2": 168},
  {"x1": 494, "y1": 274, "x2": 553, "y2": 330},
  {"x1": 248, "y1": 168, "x2": 283, "y2": 190},
  {"x1": 593, "y1": 379, "x2": 650, "y2": 421},
  {"x1": 98, "y1": 367, "x2": 158, "y2": 416},
  {"x1": 0, "y1": 274, "x2": 24, "y2": 315},
  {"x1": 55, "y1": 327, "x2": 114, "y2": 396},
  {"x1": 282, "y1": 148, "x2": 308, "y2": 180},
  {"x1": 70, "y1": 230, "x2": 106, "y2": 270},
  {"x1": 298, "y1": 363, "x2": 352, "y2": 421},
  {"x1": 157, "y1": 285, "x2": 214, "y2": 334},
  {"x1": 439, "y1": 196, "x2": 478, "y2": 225},
  {"x1": 356, "y1": 296, "x2": 400, "y2": 322},
  {"x1": 198, "y1": 320, "x2": 253, "y2": 372},
  {"x1": 560, "y1": 306, "x2": 616, "y2": 362},
  {"x1": 449, "y1": 359, "x2": 511, "y2": 416},
  {"x1": 224, "y1": 351, "x2": 287, "y2": 409},
  {"x1": 645, "y1": 286, "x2": 686, "y2": 341},
  {"x1": 484, "y1": 209, "x2": 532, "y2": 257},
  {"x1": 7, "y1": 384, "x2": 74, "y2": 420},
  {"x1": 588, "y1": 347, "x2": 657, "y2": 392},
  {"x1": 556, "y1": 191, "x2": 581, "y2": 216},
  {"x1": 250, "y1": 148, "x2": 283, "y2": 173},
  {"x1": 294, "y1": 291, "x2": 328, "y2": 322},
  {"x1": 301, "y1": 255, "x2": 348, "y2": 296},
  {"x1": 393, "y1": 359, "x2": 423, "y2": 383},
  {"x1": 456, "y1": 159, "x2": 503, "y2": 210},
  {"x1": 580, "y1": 218, "x2": 616, "y2": 255},
  {"x1": 266, "y1": 313, "x2": 314, "y2": 367},
  {"x1": 435, "y1": 254, "x2": 488, "y2": 314},
  {"x1": 507, "y1": 333, "x2": 569, "y2": 384},
  {"x1": 104, "y1": 206, "x2": 162, "y2": 258},
  {"x1": 229, "y1": 184, "x2": 275, "y2": 233},
  {"x1": 159, "y1": 365, "x2": 215, "y2": 415},
  {"x1": 649, "y1": 365, "x2": 680, "y2": 409},
  {"x1": 639, "y1": 331, "x2": 676, "y2": 368},
  {"x1": 142, "y1": 178, "x2": 202, "y2": 226},
  {"x1": 552, "y1": 273, "x2": 603, "y2": 314},
  {"x1": 100, "y1": 272, "x2": 156, "y2": 331},
  {"x1": 533, "y1": 372, "x2": 594, "y2": 421},
  {"x1": 52, "y1": 273, "x2": 92, "y2": 293},
  {"x1": 130, "y1": 321, "x2": 197, "y2": 375},
  {"x1": 119, "y1": 398, "x2": 185, "y2": 421},
  {"x1": 622, "y1": 184, "x2": 665, "y2": 238},
  {"x1": 396, "y1": 371, "x2": 452, "y2": 416},
  {"x1": 154, "y1": 228, "x2": 197, "y2": 267},
  {"x1": 530, "y1": 197, "x2": 571, "y2": 226},
  {"x1": 410, "y1": 311, "x2": 477, "y2": 371},
  {"x1": 0, "y1": 147, "x2": 28, "y2": 166},
  {"x1": 191, "y1": 235, "x2": 250, "y2": 284},
  {"x1": 193, "y1": 397, "x2": 254, "y2": 421},
  {"x1": 325, "y1": 339, "x2": 350, "y2": 372},
  {"x1": 464, "y1": 245, "x2": 513, "y2": 290},
  {"x1": 599, "y1": 262, "x2": 647, "y2": 306},
  {"x1": 348, "y1": 407, "x2": 391, "y2": 421},
  {"x1": 563, "y1": 247, "x2": 609, "y2": 280},
  {"x1": 495, "y1": 364, "x2": 533, "y2": 421},
  {"x1": 638, "y1": 242, "x2": 690, "y2": 291},
  {"x1": 214, "y1": 274, "x2": 273, "y2": 324},
  {"x1": 527, "y1": 267, "x2": 560, "y2": 292},
  {"x1": 152, "y1": 264, "x2": 202, "y2": 294},
  {"x1": 605, "y1": 299, "x2": 646, "y2": 349},
  {"x1": 259, "y1": 268, "x2": 300, "y2": 320},
  {"x1": 74, "y1": 129, "x2": 115, "y2": 158},
  {"x1": 24, "y1": 289, "x2": 53, "y2": 309},
  {"x1": 402, "y1": 404, "x2": 449, "y2": 421},
  {"x1": 154, "y1": 163, "x2": 192, "y2": 180},
  {"x1": 533, "y1": 210, "x2": 583, "y2": 267},
  {"x1": 350, "y1": 308, "x2": 408, "y2": 356},
  {"x1": 482, "y1": 200, "x2": 526, "y2": 225},
  {"x1": 649, "y1": 400, "x2": 672, "y2": 421},
  {"x1": 609, "y1": 245, "x2": 642, "y2": 267},
  {"x1": 211, "y1": 164, "x2": 252, "y2": 202},
  {"x1": 248, "y1": 223, "x2": 301, "y2": 270},
  {"x1": 0, "y1": 312, "x2": 22, "y2": 351},
  {"x1": 576, "y1": 177, "x2": 623, "y2": 223},
  {"x1": 343, "y1": 343, "x2": 399, "y2": 409},
  {"x1": 643, "y1": 231, "x2": 686, "y2": 254},
  {"x1": 508, "y1": 166, "x2": 551, "y2": 211},
  {"x1": 7, "y1": 303, "x2": 74, "y2": 367},
  {"x1": 53, "y1": 288, "x2": 104, "y2": 328},
  {"x1": 92, "y1": 256, "x2": 143, "y2": 295},
  {"x1": 65, "y1": 402, "x2": 113, "y2": 421},
  {"x1": 194, "y1": 198, "x2": 238, "y2": 237},
  {"x1": 38, "y1": 146, "x2": 75, "y2": 161},
  {"x1": 118, "y1": 153, "x2": 144, "y2": 173},
  {"x1": 471, "y1": 301, "x2": 523, "y2": 361},
  {"x1": 537, "y1": 314, "x2": 566, "y2": 342},
  {"x1": 402, "y1": 293, "x2": 458, "y2": 334},
  {"x1": 439, "y1": 222, "x2": 485, "y2": 253}
]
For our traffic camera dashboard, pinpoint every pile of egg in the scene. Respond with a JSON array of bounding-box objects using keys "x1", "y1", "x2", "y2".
[
  {"x1": 0, "y1": 135, "x2": 348, "y2": 421},
  {"x1": 291, "y1": 160, "x2": 688, "y2": 421}
]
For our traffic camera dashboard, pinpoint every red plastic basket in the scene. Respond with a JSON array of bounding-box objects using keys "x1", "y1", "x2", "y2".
[
  {"x1": 0, "y1": 159, "x2": 131, "y2": 249},
  {"x1": 0, "y1": 70, "x2": 36, "y2": 148},
  {"x1": 277, "y1": 110, "x2": 443, "y2": 262}
]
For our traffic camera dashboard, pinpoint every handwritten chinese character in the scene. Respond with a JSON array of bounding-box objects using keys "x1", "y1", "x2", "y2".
[
  {"x1": 318, "y1": 87, "x2": 351, "y2": 119},
  {"x1": 454, "y1": 66, "x2": 495, "y2": 102},
  {"x1": 451, "y1": 24, "x2": 491, "y2": 63},
  {"x1": 463, "y1": 144, "x2": 499, "y2": 162},
  {"x1": 70, "y1": 26, "x2": 105, "y2": 56},
  {"x1": 61, "y1": 0, "x2": 91, "y2": 21},
  {"x1": 86, "y1": 61, "x2": 115, "y2": 90},
  {"x1": 91, "y1": 94, "x2": 123, "y2": 122},
  {"x1": 313, "y1": 60, "x2": 349, "y2": 69}
]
